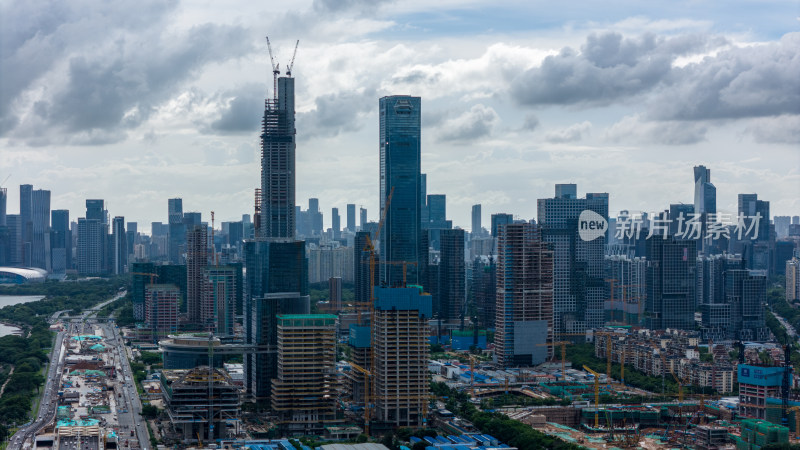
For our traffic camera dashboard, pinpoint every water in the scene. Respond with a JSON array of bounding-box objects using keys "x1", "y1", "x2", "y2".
[
  {"x1": 0, "y1": 295, "x2": 45, "y2": 308},
  {"x1": 0, "y1": 295, "x2": 44, "y2": 337}
]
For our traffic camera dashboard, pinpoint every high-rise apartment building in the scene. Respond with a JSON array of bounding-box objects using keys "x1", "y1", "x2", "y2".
[
  {"x1": 186, "y1": 225, "x2": 208, "y2": 326},
  {"x1": 346, "y1": 204, "x2": 356, "y2": 232},
  {"x1": 537, "y1": 185, "x2": 608, "y2": 337},
  {"x1": 495, "y1": 223, "x2": 554, "y2": 367},
  {"x1": 329, "y1": 276, "x2": 342, "y2": 312},
  {"x1": 202, "y1": 265, "x2": 237, "y2": 335},
  {"x1": 112, "y1": 216, "x2": 127, "y2": 274},
  {"x1": 471, "y1": 204, "x2": 481, "y2": 236},
  {"x1": 472, "y1": 255, "x2": 496, "y2": 328},
  {"x1": 787, "y1": 258, "x2": 800, "y2": 303},
  {"x1": 645, "y1": 236, "x2": 697, "y2": 330},
  {"x1": 373, "y1": 287, "x2": 431, "y2": 428},
  {"x1": 271, "y1": 314, "x2": 337, "y2": 434},
  {"x1": 379, "y1": 95, "x2": 422, "y2": 287},
  {"x1": 260, "y1": 76, "x2": 296, "y2": 239}
]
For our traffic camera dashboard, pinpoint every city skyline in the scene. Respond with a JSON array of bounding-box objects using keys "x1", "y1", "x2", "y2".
[{"x1": 1, "y1": 1, "x2": 798, "y2": 233}]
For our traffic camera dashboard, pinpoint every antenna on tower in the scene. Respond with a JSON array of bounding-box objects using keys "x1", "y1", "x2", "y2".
[
  {"x1": 265, "y1": 36, "x2": 280, "y2": 101},
  {"x1": 286, "y1": 40, "x2": 299, "y2": 77}
]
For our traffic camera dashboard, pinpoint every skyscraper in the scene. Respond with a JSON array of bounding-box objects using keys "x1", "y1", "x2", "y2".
[
  {"x1": 495, "y1": 223, "x2": 554, "y2": 367},
  {"x1": 353, "y1": 231, "x2": 373, "y2": 306},
  {"x1": 86, "y1": 199, "x2": 105, "y2": 222},
  {"x1": 331, "y1": 207, "x2": 340, "y2": 239},
  {"x1": 379, "y1": 95, "x2": 422, "y2": 286},
  {"x1": 360, "y1": 207, "x2": 367, "y2": 229},
  {"x1": 693, "y1": 165, "x2": 716, "y2": 253},
  {"x1": 77, "y1": 217, "x2": 103, "y2": 275},
  {"x1": 145, "y1": 284, "x2": 180, "y2": 342},
  {"x1": 0, "y1": 187, "x2": 6, "y2": 227},
  {"x1": 491, "y1": 213, "x2": 513, "y2": 238},
  {"x1": 112, "y1": 216, "x2": 127, "y2": 275},
  {"x1": 50, "y1": 210, "x2": 70, "y2": 272},
  {"x1": 202, "y1": 266, "x2": 238, "y2": 335},
  {"x1": 346, "y1": 204, "x2": 356, "y2": 232},
  {"x1": 537, "y1": 185, "x2": 608, "y2": 337},
  {"x1": 168, "y1": 198, "x2": 184, "y2": 264},
  {"x1": 645, "y1": 236, "x2": 697, "y2": 330},
  {"x1": 260, "y1": 76, "x2": 296, "y2": 239},
  {"x1": 186, "y1": 225, "x2": 207, "y2": 326},
  {"x1": 471, "y1": 204, "x2": 482, "y2": 236},
  {"x1": 19, "y1": 184, "x2": 32, "y2": 264},
  {"x1": 435, "y1": 228, "x2": 465, "y2": 323},
  {"x1": 31, "y1": 189, "x2": 50, "y2": 270}
]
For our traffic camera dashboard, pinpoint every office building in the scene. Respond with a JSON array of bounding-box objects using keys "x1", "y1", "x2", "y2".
[
  {"x1": 202, "y1": 265, "x2": 238, "y2": 335},
  {"x1": 491, "y1": 213, "x2": 514, "y2": 238},
  {"x1": 668, "y1": 203, "x2": 694, "y2": 236},
  {"x1": 50, "y1": 210, "x2": 70, "y2": 272},
  {"x1": 145, "y1": 284, "x2": 180, "y2": 340},
  {"x1": 2, "y1": 214, "x2": 21, "y2": 266},
  {"x1": 77, "y1": 218, "x2": 103, "y2": 275},
  {"x1": 331, "y1": 207, "x2": 340, "y2": 239},
  {"x1": 775, "y1": 216, "x2": 791, "y2": 238},
  {"x1": 271, "y1": 314, "x2": 338, "y2": 434},
  {"x1": 645, "y1": 237, "x2": 697, "y2": 330},
  {"x1": 126, "y1": 221, "x2": 137, "y2": 258},
  {"x1": 353, "y1": 231, "x2": 373, "y2": 306},
  {"x1": 86, "y1": 199, "x2": 105, "y2": 222},
  {"x1": 131, "y1": 262, "x2": 156, "y2": 321},
  {"x1": 0, "y1": 187, "x2": 6, "y2": 227},
  {"x1": 537, "y1": 185, "x2": 608, "y2": 337},
  {"x1": 433, "y1": 228, "x2": 465, "y2": 323},
  {"x1": 168, "y1": 198, "x2": 185, "y2": 264},
  {"x1": 19, "y1": 184, "x2": 32, "y2": 264},
  {"x1": 472, "y1": 204, "x2": 482, "y2": 236},
  {"x1": 346, "y1": 204, "x2": 356, "y2": 232},
  {"x1": 243, "y1": 239, "x2": 309, "y2": 401},
  {"x1": 495, "y1": 223, "x2": 554, "y2": 367},
  {"x1": 471, "y1": 255, "x2": 496, "y2": 328},
  {"x1": 261, "y1": 76, "x2": 297, "y2": 239},
  {"x1": 329, "y1": 276, "x2": 342, "y2": 312},
  {"x1": 111, "y1": 216, "x2": 126, "y2": 274},
  {"x1": 360, "y1": 207, "x2": 367, "y2": 229},
  {"x1": 379, "y1": 95, "x2": 422, "y2": 287},
  {"x1": 697, "y1": 254, "x2": 744, "y2": 341},
  {"x1": 186, "y1": 225, "x2": 208, "y2": 326},
  {"x1": 736, "y1": 194, "x2": 773, "y2": 273},
  {"x1": 373, "y1": 287, "x2": 431, "y2": 428},
  {"x1": 604, "y1": 255, "x2": 647, "y2": 325},
  {"x1": 726, "y1": 269, "x2": 769, "y2": 341},
  {"x1": 30, "y1": 189, "x2": 50, "y2": 270},
  {"x1": 693, "y1": 166, "x2": 716, "y2": 253}
]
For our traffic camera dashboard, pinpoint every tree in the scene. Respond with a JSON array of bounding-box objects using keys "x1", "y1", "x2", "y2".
[{"x1": 141, "y1": 404, "x2": 160, "y2": 419}]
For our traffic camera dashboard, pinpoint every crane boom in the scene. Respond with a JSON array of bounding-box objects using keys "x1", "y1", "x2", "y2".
[
  {"x1": 286, "y1": 40, "x2": 299, "y2": 76},
  {"x1": 265, "y1": 36, "x2": 280, "y2": 101}
]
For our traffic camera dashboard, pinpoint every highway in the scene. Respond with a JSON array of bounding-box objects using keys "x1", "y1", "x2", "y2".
[{"x1": 8, "y1": 292, "x2": 128, "y2": 449}]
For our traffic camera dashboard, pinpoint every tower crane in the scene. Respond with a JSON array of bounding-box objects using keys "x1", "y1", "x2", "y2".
[
  {"x1": 286, "y1": 40, "x2": 299, "y2": 77},
  {"x1": 583, "y1": 365, "x2": 601, "y2": 429},
  {"x1": 537, "y1": 341, "x2": 572, "y2": 380},
  {"x1": 265, "y1": 36, "x2": 280, "y2": 101}
]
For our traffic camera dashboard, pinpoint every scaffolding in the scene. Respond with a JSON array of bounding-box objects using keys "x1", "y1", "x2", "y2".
[{"x1": 163, "y1": 366, "x2": 240, "y2": 442}]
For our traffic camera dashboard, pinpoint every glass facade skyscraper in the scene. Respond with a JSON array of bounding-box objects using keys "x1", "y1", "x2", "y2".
[
  {"x1": 260, "y1": 76, "x2": 296, "y2": 239},
  {"x1": 379, "y1": 95, "x2": 422, "y2": 287}
]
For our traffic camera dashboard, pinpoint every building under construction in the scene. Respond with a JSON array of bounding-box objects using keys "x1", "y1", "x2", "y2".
[
  {"x1": 271, "y1": 314, "x2": 338, "y2": 434},
  {"x1": 373, "y1": 286, "x2": 432, "y2": 428},
  {"x1": 162, "y1": 366, "x2": 241, "y2": 443}
]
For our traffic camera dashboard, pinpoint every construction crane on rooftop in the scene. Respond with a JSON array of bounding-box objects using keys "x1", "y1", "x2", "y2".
[
  {"x1": 286, "y1": 40, "x2": 299, "y2": 77},
  {"x1": 265, "y1": 36, "x2": 279, "y2": 101}
]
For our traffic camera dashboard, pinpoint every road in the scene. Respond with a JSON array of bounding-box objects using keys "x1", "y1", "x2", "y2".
[
  {"x1": 8, "y1": 291, "x2": 127, "y2": 449},
  {"x1": 771, "y1": 307, "x2": 800, "y2": 345}
]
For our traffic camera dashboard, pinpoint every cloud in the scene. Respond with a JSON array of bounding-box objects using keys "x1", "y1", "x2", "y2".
[
  {"x1": 207, "y1": 84, "x2": 265, "y2": 134},
  {"x1": 545, "y1": 121, "x2": 592, "y2": 143},
  {"x1": 299, "y1": 87, "x2": 377, "y2": 138},
  {"x1": 520, "y1": 113, "x2": 540, "y2": 132},
  {"x1": 1, "y1": 0, "x2": 253, "y2": 144},
  {"x1": 605, "y1": 115, "x2": 708, "y2": 145},
  {"x1": 744, "y1": 115, "x2": 800, "y2": 144},
  {"x1": 510, "y1": 32, "x2": 711, "y2": 107},
  {"x1": 436, "y1": 104, "x2": 499, "y2": 142}
]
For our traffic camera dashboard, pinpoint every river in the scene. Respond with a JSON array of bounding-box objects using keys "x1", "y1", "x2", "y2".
[{"x1": 0, "y1": 295, "x2": 45, "y2": 337}]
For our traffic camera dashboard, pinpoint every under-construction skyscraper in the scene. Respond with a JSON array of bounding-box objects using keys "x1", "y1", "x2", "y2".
[{"x1": 260, "y1": 76, "x2": 296, "y2": 239}]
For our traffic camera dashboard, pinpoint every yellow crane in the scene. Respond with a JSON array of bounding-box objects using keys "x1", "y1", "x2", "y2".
[
  {"x1": 537, "y1": 341, "x2": 572, "y2": 380},
  {"x1": 349, "y1": 362, "x2": 373, "y2": 436},
  {"x1": 583, "y1": 365, "x2": 601, "y2": 428}
]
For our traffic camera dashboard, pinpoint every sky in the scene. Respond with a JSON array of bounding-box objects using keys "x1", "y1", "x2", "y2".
[{"x1": 1, "y1": 0, "x2": 799, "y2": 234}]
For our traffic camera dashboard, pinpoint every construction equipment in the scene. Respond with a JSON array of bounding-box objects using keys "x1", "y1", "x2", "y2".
[
  {"x1": 285, "y1": 40, "x2": 299, "y2": 76},
  {"x1": 265, "y1": 36, "x2": 280, "y2": 100},
  {"x1": 130, "y1": 272, "x2": 159, "y2": 284},
  {"x1": 537, "y1": 341, "x2": 571, "y2": 380},
  {"x1": 349, "y1": 362, "x2": 373, "y2": 436},
  {"x1": 583, "y1": 365, "x2": 601, "y2": 428}
]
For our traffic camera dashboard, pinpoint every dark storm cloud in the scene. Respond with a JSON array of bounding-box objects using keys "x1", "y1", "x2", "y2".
[
  {"x1": 1, "y1": 0, "x2": 253, "y2": 144},
  {"x1": 299, "y1": 88, "x2": 377, "y2": 139},
  {"x1": 207, "y1": 84, "x2": 266, "y2": 134}
]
